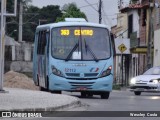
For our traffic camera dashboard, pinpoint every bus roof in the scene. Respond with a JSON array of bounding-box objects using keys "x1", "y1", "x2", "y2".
[{"x1": 36, "y1": 20, "x2": 110, "y2": 31}]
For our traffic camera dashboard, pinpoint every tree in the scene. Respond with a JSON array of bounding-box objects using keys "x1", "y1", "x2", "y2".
[
  {"x1": 22, "y1": 5, "x2": 62, "y2": 42},
  {"x1": 40, "y1": 5, "x2": 62, "y2": 24},
  {"x1": 6, "y1": 0, "x2": 32, "y2": 41},
  {"x1": 56, "y1": 3, "x2": 87, "y2": 22},
  {"x1": 6, "y1": 1, "x2": 62, "y2": 42},
  {"x1": 22, "y1": 5, "x2": 40, "y2": 42},
  {"x1": 130, "y1": 0, "x2": 139, "y2": 4}
]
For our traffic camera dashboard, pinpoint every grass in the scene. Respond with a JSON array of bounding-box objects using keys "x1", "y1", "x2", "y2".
[{"x1": 112, "y1": 84, "x2": 121, "y2": 90}]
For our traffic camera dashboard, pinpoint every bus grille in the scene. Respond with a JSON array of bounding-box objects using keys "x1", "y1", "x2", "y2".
[
  {"x1": 66, "y1": 73, "x2": 80, "y2": 77},
  {"x1": 69, "y1": 82, "x2": 95, "y2": 89},
  {"x1": 66, "y1": 73, "x2": 98, "y2": 78}
]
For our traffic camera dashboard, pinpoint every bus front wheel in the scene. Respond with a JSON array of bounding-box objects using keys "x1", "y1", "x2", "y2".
[
  {"x1": 134, "y1": 91, "x2": 141, "y2": 96},
  {"x1": 81, "y1": 92, "x2": 87, "y2": 98},
  {"x1": 51, "y1": 91, "x2": 62, "y2": 94},
  {"x1": 101, "y1": 92, "x2": 110, "y2": 99}
]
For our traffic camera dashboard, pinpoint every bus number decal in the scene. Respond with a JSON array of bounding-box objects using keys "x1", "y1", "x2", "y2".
[
  {"x1": 61, "y1": 29, "x2": 70, "y2": 36},
  {"x1": 65, "y1": 68, "x2": 76, "y2": 73}
]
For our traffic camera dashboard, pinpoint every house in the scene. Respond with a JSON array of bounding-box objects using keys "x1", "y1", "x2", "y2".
[
  {"x1": 111, "y1": 12, "x2": 130, "y2": 86},
  {"x1": 119, "y1": 0, "x2": 155, "y2": 76}
]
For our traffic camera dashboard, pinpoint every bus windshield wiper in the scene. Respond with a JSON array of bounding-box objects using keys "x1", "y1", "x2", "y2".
[
  {"x1": 65, "y1": 43, "x2": 79, "y2": 61},
  {"x1": 84, "y1": 39, "x2": 99, "y2": 62}
]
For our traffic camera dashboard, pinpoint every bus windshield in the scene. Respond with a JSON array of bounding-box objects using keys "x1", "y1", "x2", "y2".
[{"x1": 51, "y1": 26, "x2": 111, "y2": 61}]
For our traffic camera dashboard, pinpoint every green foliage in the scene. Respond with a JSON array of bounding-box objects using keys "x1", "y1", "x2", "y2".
[
  {"x1": 130, "y1": 0, "x2": 139, "y2": 4},
  {"x1": 56, "y1": 3, "x2": 87, "y2": 22},
  {"x1": 40, "y1": 5, "x2": 62, "y2": 23},
  {"x1": 6, "y1": 1, "x2": 87, "y2": 42},
  {"x1": 22, "y1": 6, "x2": 40, "y2": 42},
  {"x1": 6, "y1": 1, "x2": 62, "y2": 42},
  {"x1": 6, "y1": 0, "x2": 33, "y2": 41},
  {"x1": 112, "y1": 85, "x2": 121, "y2": 90}
]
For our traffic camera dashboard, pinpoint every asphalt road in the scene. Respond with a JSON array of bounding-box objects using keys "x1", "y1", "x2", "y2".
[{"x1": 2, "y1": 90, "x2": 160, "y2": 120}]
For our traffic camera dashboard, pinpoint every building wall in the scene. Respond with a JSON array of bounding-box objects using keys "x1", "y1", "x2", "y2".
[
  {"x1": 128, "y1": 10, "x2": 140, "y2": 38},
  {"x1": 154, "y1": 0, "x2": 160, "y2": 30},
  {"x1": 153, "y1": 0, "x2": 160, "y2": 66},
  {"x1": 4, "y1": 42, "x2": 33, "y2": 73},
  {"x1": 139, "y1": 9, "x2": 147, "y2": 46},
  {"x1": 154, "y1": 29, "x2": 160, "y2": 66},
  {"x1": 115, "y1": 13, "x2": 128, "y2": 38},
  {"x1": 128, "y1": 10, "x2": 140, "y2": 76},
  {"x1": 139, "y1": 0, "x2": 150, "y2": 73}
]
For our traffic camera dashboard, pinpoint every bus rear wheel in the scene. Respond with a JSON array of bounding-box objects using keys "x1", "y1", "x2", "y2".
[
  {"x1": 39, "y1": 87, "x2": 47, "y2": 91},
  {"x1": 51, "y1": 91, "x2": 62, "y2": 94},
  {"x1": 101, "y1": 92, "x2": 110, "y2": 99}
]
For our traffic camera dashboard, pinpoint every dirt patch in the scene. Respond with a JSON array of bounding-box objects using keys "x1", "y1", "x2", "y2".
[{"x1": 4, "y1": 71, "x2": 39, "y2": 91}]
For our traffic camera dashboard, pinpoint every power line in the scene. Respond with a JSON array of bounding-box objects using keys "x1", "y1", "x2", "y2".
[
  {"x1": 102, "y1": 2, "x2": 112, "y2": 26},
  {"x1": 84, "y1": 0, "x2": 98, "y2": 12},
  {"x1": 79, "y1": 3, "x2": 98, "y2": 9},
  {"x1": 102, "y1": 5, "x2": 107, "y2": 25}
]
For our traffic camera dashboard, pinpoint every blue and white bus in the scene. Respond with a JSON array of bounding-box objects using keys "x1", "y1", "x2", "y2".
[{"x1": 33, "y1": 18, "x2": 115, "y2": 99}]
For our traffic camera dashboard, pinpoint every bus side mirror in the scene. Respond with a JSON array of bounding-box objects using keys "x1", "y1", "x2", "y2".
[{"x1": 110, "y1": 33, "x2": 116, "y2": 57}]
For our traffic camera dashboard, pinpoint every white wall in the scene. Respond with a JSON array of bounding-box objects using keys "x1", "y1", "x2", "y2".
[
  {"x1": 128, "y1": 10, "x2": 140, "y2": 38},
  {"x1": 154, "y1": 29, "x2": 160, "y2": 66}
]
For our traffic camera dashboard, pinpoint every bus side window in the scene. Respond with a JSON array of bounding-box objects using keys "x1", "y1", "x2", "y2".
[
  {"x1": 37, "y1": 31, "x2": 42, "y2": 54},
  {"x1": 37, "y1": 31, "x2": 47, "y2": 55},
  {"x1": 110, "y1": 33, "x2": 116, "y2": 56},
  {"x1": 41, "y1": 31, "x2": 46, "y2": 54}
]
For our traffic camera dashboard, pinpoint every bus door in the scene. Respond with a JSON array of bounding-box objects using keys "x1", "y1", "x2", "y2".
[{"x1": 37, "y1": 30, "x2": 48, "y2": 88}]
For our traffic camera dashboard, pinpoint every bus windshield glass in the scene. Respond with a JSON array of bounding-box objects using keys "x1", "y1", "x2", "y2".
[{"x1": 51, "y1": 26, "x2": 111, "y2": 61}]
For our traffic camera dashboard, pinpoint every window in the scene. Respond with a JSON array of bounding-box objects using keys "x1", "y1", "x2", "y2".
[
  {"x1": 128, "y1": 14, "x2": 133, "y2": 38},
  {"x1": 51, "y1": 27, "x2": 111, "y2": 60},
  {"x1": 142, "y1": 9, "x2": 147, "y2": 26},
  {"x1": 37, "y1": 31, "x2": 47, "y2": 55}
]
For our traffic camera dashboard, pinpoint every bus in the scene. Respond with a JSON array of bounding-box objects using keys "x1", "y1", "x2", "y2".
[{"x1": 33, "y1": 18, "x2": 115, "y2": 99}]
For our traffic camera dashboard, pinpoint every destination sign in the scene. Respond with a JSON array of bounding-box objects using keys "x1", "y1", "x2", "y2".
[
  {"x1": 74, "y1": 30, "x2": 93, "y2": 36},
  {"x1": 60, "y1": 29, "x2": 93, "y2": 36}
]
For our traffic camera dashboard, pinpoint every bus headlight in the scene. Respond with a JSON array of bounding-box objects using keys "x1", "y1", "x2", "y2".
[
  {"x1": 100, "y1": 66, "x2": 112, "y2": 78},
  {"x1": 52, "y1": 66, "x2": 64, "y2": 77}
]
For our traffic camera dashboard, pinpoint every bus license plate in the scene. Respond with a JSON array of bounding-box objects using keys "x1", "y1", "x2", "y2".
[{"x1": 76, "y1": 87, "x2": 87, "y2": 91}]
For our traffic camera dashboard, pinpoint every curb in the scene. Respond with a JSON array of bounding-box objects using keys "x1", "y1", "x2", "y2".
[{"x1": 0, "y1": 100, "x2": 82, "y2": 112}]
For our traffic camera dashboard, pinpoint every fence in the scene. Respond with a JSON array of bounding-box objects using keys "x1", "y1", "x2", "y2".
[{"x1": 4, "y1": 42, "x2": 34, "y2": 73}]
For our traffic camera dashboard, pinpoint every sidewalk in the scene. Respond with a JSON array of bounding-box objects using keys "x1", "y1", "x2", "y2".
[{"x1": 0, "y1": 88, "x2": 81, "y2": 111}]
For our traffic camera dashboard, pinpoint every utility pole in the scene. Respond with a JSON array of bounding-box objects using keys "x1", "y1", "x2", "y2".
[
  {"x1": 18, "y1": 0, "x2": 23, "y2": 42},
  {"x1": 147, "y1": 1, "x2": 154, "y2": 69},
  {"x1": 0, "y1": 0, "x2": 17, "y2": 92},
  {"x1": 98, "y1": 0, "x2": 102, "y2": 24},
  {"x1": 0, "y1": 0, "x2": 6, "y2": 91}
]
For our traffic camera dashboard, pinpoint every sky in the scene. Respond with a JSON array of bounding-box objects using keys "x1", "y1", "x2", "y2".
[{"x1": 31, "y1": 0, "x2": 130, "y2": 27}]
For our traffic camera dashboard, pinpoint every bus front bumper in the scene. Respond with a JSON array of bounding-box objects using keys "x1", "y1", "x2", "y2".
[{"x1": 48, "y1": 74, "x2": 113, "y2": 92}]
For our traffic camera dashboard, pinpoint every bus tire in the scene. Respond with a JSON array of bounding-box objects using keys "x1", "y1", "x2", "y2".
[
  {"x1": 35, "y1": 74, "x2": 39, "y2": 86},
  {"x1": 39, "y1": 87, "x2": 47, "y2": 91},
  {"x1": 134, "y1": 91, "x2": 141, "y2": 96},
  {"x1": 101, "y1": 92, "x2": 110, "y2": 99},
  {"x1": 81, "y1": 92, "x2": 87, "y2": 98},
  {"x1": 46, "y1": 76, "x2": 49, "y2": 91},
  {"x1": 87, "y1": 92, "x2": 93, "y2": 97}
]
